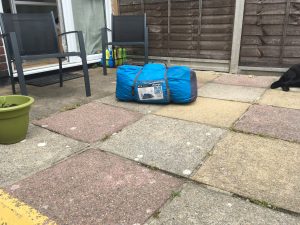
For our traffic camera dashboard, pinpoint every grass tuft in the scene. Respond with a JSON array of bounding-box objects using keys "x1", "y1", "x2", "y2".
[
  {"x1": 152, "y1": 210, "x2": 161, "y2": 219},
  {"x1": 249, "y1": 198, "x2": 276, "y2": 209},
  {"x1": 61, "y1": 103, "x2": 82, "y2": 112},
  {"x1": 170, "y1": 190, "x2": 181, "y2": 199}
]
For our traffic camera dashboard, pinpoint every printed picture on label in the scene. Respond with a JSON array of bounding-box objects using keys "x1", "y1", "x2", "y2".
[{"x1": 137, "y1": 82, "x2": 164, "y2": 100}]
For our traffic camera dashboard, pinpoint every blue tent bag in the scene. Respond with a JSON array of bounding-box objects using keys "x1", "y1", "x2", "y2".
[
  {"x1": 116, "y1": 63, "x2": 197, "y2": 104},
  {"x1": 116, "y1": 65, "x2": 142, "y2": 101},
  {"x1": 167, "y1": 66, "x2": 198, "y2": 104}
]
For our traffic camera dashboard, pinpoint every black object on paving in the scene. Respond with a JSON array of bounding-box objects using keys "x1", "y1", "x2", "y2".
[{"x1": 26, "y1": 72, "x2": 83, "y2": 87}]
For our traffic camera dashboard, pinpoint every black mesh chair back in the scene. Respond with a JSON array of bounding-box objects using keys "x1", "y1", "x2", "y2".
[
  {"x1": 0, "y1": 13, "x2": 59, "y2": 57},
  {"x1": 0, "y1": 12, "x2": 91, "y2": 97},
  {"x1": 112, "y1": 15, "x2": 145, "y2": 42}
]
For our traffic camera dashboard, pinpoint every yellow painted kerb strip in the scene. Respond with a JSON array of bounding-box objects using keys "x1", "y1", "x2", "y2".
[{"x1": 0, "y1": 189, "x2": 57, "y2": 225}]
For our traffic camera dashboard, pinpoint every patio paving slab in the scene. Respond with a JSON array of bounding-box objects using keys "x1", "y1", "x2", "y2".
[
  {"x1": 259, "y1": 89, "x2": 300, "y2": 110},
  {"x1": 34, "y1": 102, "x2": 143, "y2": 143},
  {"x1": 234, "y1": 105, "x2": 300, "y2": 143},
  {"x1": 146, "y1": 183, "x2": 300, "y2": 225},
  {"x1": 97, "y1": 94, "x2": 163, "y2": 114},
  {"x1": 27, "y1": 68, "x2": 116, "y2": 120},
  {"x1": 196, "y1": 71, "x2": 220, "y2": 87},
  {"x1": 213, "y1": 74, "x2": 277, "y2": 88},
  {"x1": 6, "y1": 149, "x2": 183, "y2": 225},
  {"x1": 198, "y1": 83, "x2": 265, "y2": 103},
  {"x1": 155, "y1": 98, "x2": 250, "y2": 128},
  {"x1": 100, "y1": 115, "x2": 226, "y2": 177},
  {"x1": 0, "y1": 125, "x2": 87, "y2": 187},
  {"x1": 193, "y1": 132, "x2": 300, "y2": 213}
]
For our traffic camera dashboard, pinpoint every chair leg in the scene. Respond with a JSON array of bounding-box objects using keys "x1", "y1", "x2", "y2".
[
  {"x1": 9, "y1": 32, "x2": 27, "y2": 95},
  {"x1": 10, "y1": 74, "x2": 16, "y2": 94},
  {"x1": 77, "y1": 31, "x2": 91, "y2": 97},
  {"x1": 2, "y1": 35, "x2": 16, "y2": 94},
  {"x1": 102, "y1": 44, "x2": 107, "y2": 76},
  {"x1": 8, "y1": 61, "x2": 16, "y2": 94},
  {"x1": 81, "y1": 56, "x2": 91, "y2": 97},
  {"x1": 15, "y1": 59, "x2": 27, "y2": 95},
  {"x1": 101, "y1": 28, "x2": 108, "y2": 76},
  {"x1": 59, "y1": 58, "x2": 63, "y2": 87},
  {"x1": 103, "y1": 57, "x2": 107, "y2": 75},
  {"x1": 145, "y1": 43, "x2": 149, "y2": 65},
  {"x1": 16, "y1": 60, "x2": 28, "y2": 95},
  {"x1": 145, "y1": 27, "x2": 149, "y2": 64}
]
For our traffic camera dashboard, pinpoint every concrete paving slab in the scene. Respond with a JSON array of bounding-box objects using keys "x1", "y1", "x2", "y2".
[
  {"x1": 34, "y1": 102, "x2": 143, "y2": 143},
  {"x1": 32, "y1": 68, "x2": 118, "y2": 120},
  {"x1": 234, "y1": 105, "x2": 300, "y2": 143},
  {"x1": 214, "y1": 74, "x2": 277, "y2": 88},
  {"x1": 259, "y1": 89, "x2": 300, "y2": 110},
  {"x1": 6, "y1": 149, "x2": 183, "y2": 225},
  {"x1": 0, "y1": 125, "x2": 87, "y2": 187},
  {"x1": 198, "y1": 83, "x2": 265, "y2": 103},
  {"x1": 100, "y1": 115, "x2": 226, "y2": 177},
  {"x1": 196, "y1": 71, "x2": 220, "y2": 87},
  {"x1": 155, "y1": 98, "x2": 250, "y2": 128},
  {"x1": 1, "y1": 68, "x2": 117, "y2": 120},
  {"x1": 193, "y1": 132, "x2": 300, "y2": 213},
  {"x1": 146, "y1": 183, "x2": 300, "y2": 225},
  {"x1": 97, "y1": 94, "x2": 163, "y2": 114}
]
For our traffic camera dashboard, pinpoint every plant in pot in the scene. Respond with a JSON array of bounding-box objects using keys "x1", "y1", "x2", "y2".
[{"x1": 0, "y1": 95, "x2": 34, "y2": 145}]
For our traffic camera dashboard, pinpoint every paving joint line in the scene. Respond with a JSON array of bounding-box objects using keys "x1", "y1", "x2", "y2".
[
  {"x1": 191, "y1": 178, "x2": 300, "y2": 218},
  {"x1": 202, "y1": 81, "x2": 269, "y2": 90},
  {"x1": 95, "y1": 148, "x2": 300, "y2": 218},
  {"x1": 2, "y1": 142, "x2": 91, "y2": 188},
  {"x1": 144, "y1": 182, "x2": 187, "y2": 223},
  {"x1": 196, "y1": 95, "x2": 258, "y2": 104},
  {"x1": 94, "y1": 99, "x2": 162, "y2": 115},
  {"x1": 152, "y1": 111, "x2": 300, "y2": 145},
  {"x1": 189, "y1": 131, "x2": 231, "y2": 178},
  {"x1": 231, "y1": 125, "x2": 300, "y2": 145}
]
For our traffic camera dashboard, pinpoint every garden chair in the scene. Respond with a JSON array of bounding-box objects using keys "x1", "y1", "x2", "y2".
[
  {"x1": 101, "y1": 14, "x2": 148, "y2": 75},
  {"x1": 0, "y1": 12, "x2": 91, "y2": 96}
]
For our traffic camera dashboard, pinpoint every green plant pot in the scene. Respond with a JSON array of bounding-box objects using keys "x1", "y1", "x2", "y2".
[{"x1": 0, "y1": 95, "x2": 34, "y2": 145}]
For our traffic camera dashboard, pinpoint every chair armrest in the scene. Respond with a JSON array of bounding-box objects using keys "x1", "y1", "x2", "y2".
[
  {"x1": 102, "y1": 27, "x2": 112, "y2": 32},
  {"x1": 101, "y1": 27, "x2": 111, "y2": 46},
  {"x1": 57, "y1": 31, "x2": 86, "y2": 55},
  {"x1": 58, "y1": 31, "x2": 79, "y2": 37}
]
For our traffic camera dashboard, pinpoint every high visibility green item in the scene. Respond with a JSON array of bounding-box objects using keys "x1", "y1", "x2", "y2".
[
  {"x1": 122, "y1": 48, "x2": 127, "y2": 63},
  {"x1": 117, "y1": 48, "x2": 123, "y2": 65},
  {"x1": 105, "y1": 49, "x2": 110, "y2": 66}
]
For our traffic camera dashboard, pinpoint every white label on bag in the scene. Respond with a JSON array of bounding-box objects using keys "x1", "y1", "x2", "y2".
[{"x1": 137, "y1": 82, "x2": 164, "y2": 100}]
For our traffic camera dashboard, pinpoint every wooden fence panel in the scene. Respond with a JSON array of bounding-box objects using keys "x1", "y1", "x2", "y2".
[
  {"x1": 240, "y1": 0, "x2": 300, "y2": 67},
  {"x1": 119, "y1": 0, "x2": 235, "y2": 60}
]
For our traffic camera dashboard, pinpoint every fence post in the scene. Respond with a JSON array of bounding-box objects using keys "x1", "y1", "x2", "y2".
[{"x1": 229, "y1": 0, "x2": 246, "y2": 74}]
